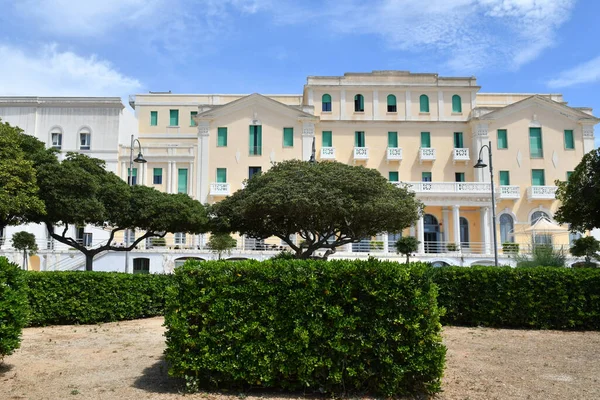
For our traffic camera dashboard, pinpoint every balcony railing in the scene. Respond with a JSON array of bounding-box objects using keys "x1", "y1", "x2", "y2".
[
  {"x1": 419, "y1": 147, "x2": 436, "y2": 162},
  {"x1": 386, "y1": 147, "x2": 403, "y2": 161},
  {"x1": 353, "y1": 147, "x2": 369, "y2": 160},
  {"x1": 453, "y1": 148, "x2": 470, "y2": 163},
  {"x1": 249, "y1": 146, "x2": 262, "y2": 156},
  {"x1": 210, "y1": 182, "x2": 230, "y2": 196},
  {"x1": 320, "y1": 147, "x2": 335, "y2": 159},
  {"x1": 499, "y1": 185, "x2": 520, "y2": 199},
  {"x1": 401, "y1": 181, "x2": 492, "y2": 194},
  {"x1": 527, "y1": 186, "x2": 558, "y2": 200}
]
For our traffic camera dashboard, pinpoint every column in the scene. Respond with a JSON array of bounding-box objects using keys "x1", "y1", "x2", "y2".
[
  {"x1": 340, "y1": 89, "x2": 346, "y2": 120},
  {"x1": 198, "y1": 121, "x2": 210, "y2": 203},
  {"x1": 166, "y1": 162, "x2": 172, "y2": 194},
  {"x1": 121, "y1": 162, "x2": 128, "y2": 182},
  {"x1": 481, "y1": 206, "x2": 491, "y2": 254},
  {"x1": 405, "y1": 90, "x2": 411, "y2": 120},
  {"x1": 437, "y1": 90, "x2": 443, "y2": 121},
  {"x1": 417, "y1": 215, "x2": 425, "y2": 253},
  {"x1": 172, "y1": 162, "x2": 178, "y2": 193},
  {"x1": 142, "y1": 162, "x2": 148, "y2": 186},
  {"x1": 452, "y1": 206, "x2": 461, "y2": 246},
  {"x1": 382, "y1": 232, "x2": 389, "y2": 253},
  {"x1": 302, "y1": 122, "x2": 315, "y2": 161},
  {"x1": 188, "y1": 161, "x2": 194, "y2": 197},
  {"x1": 442, "y1": 208, "x2": 450, "y2": 243},
  {"x1": 372, "y1": 90, "x2": 379, "y2": 120}
]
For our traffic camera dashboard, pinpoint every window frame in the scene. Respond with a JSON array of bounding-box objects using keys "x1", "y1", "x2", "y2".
[
  {"x1": 451, "y1": 94, "x2": 462, "y2": 113},
  {"x1": 388, "y1": 171, "x2": 399, "y2": 182},
  {"x1": 249, "y1": 125, "x2": 262, "y2": 156},
  {"x1": 453, "y1": 132, "x2": 464, "y2": 149},
  {"x1": 177, "y1": 168, "x2": 188, "y2": 194},
  {"x1": 420, "y1": 132, "x2": 431, "y2": 148},
  {"x1": 422, "y1": 171, "x2": 432, "y2": 182},
  {"x1": 497, "y1": 129, "x2": 508, "y2": 149},
  {"x1": 354, "y1": 94, "x2": 365, "y2": 112},
  {"x1": 354, "y1": 131, "x2": 366, "y2": 147},
  {"x1": 150, "y1": 111, "x2": 158, "y2": 126},
  {"x1": 217, "y1": 127, "x2": 228, "y2": 147},
  {"x1": 216, "y1": 168, "x2": 227, "y2": 183},
  {"x1": 387, "y1": 131, "x2": 398, "y2": 148},
  {"x1": 322, "y1": 94, "x2": 332, "y2": 112},
  {"x1": 531, "y1": 169, "x2": 546, "y2": 186},
  {"x1": 133, "y1": 258, "x2": 150, "y2": 274},
  {"x1": 283, "y1": 127, "x2": 294, "y2": 147},
  {"x1": 419, "y1": 94, "x2": 430, "y2": 113},
  {"x1": 387, "y1": 94, "x2": 397, "y2": 113},
  {"x1": 153, "y1": 168, "x2": 163, "y2": 185},
  {"x1": 79, "y1": 131, "x2": 91, "y2": 150},
  {"x1": 169, "y1": 109, "x2": 179, "y2": 127},
  {"x1": 190, "y1": 111, "x2": 198, "y2": 127},
  {"x1": 455, "y1": 172, "x2": 465, "y2": 182},
  {"x1": 51, "y1": 132, "x2": 62, "y2": 149},
  {"x1": 322, "y1": 131, "x2": 332, "y2": 147},
  {"x1": 529, "y1": 127, "x2": 543, "y2": 158},
  {"x1": 564, "y1": 129, "x2": 575, "y2": 150},
  {"x1": 499, "y1": 170, "x2": 510, "y2": 186}
]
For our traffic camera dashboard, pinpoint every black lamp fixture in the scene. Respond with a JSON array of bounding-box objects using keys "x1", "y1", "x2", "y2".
[{"x1": 473, "y1": 140, "x2": 498, "y2": 267}]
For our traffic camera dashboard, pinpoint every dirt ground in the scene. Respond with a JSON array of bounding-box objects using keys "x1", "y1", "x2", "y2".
[{"x1": 1, "y1": 318, "x2": 600, "y2": 400}]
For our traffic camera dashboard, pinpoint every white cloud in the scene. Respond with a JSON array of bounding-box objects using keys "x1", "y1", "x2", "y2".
[
  {"x1": 547, "y1": 56, "x2": 600, "y2": 88},
  {"x1": 0, "y1": 44, "x2": 142, "y2": 97}
]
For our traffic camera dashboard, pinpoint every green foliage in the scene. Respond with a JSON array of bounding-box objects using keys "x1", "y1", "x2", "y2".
[
  {"x1": 11, "y1": 231, "x2": 38, "y2": 254},
  {"x1": 515, "y1": 245, "x2": 566, "y2": 268},
  {"x1": 151, "y1": 237, "x2": 167, "y2": 247},
  {"x1": 25, "y1": 272, "x2": 172, "y2": 326},
  {"x1": 271, "y1": 250, "x2": 296, "y2": 260},
  {"x1": 206, "y1": 233, "x2": 237, "y2": 259},
  {"x1": 432, "y1": 266, "x2": 600, "y2": 329},
  {"x1": 570, "y1": 236, "x2": 600, "y2": 266},
  {"x1": 446, "y1": 243, "x2": 459, "y2": 252},
  {"x1": 0, "y1": 257, "x2": 29, "y2": 359},
  {"x1": 502, "y1": 242, "x2": 519, "y2": 254},
  {"x1": 164, "y1": 259, "x2": 445, "y2": 397},
  {"x1": 395, "y1": 236, "x2": 420, "y2": 263},
  {"x1": 211, "y1": 160, "x2": 422, "y2": 259}
]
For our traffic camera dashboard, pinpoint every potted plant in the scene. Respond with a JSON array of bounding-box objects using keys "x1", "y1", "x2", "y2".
[
  {"x1": 446, "y1": 243, "x2": 459, "y2": 252},
  {"x1": 502, "y1": 242, "x2": 519, "y2": 254}
]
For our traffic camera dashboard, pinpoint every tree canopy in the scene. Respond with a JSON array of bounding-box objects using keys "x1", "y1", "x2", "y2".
[
  {"x1": 570, "y1": 236, "x2": 600, "y2": 267},
  {"x1": 11, "y1": 231, "x2": 38, "y2": 270},
  {"x1": 211, "y1": 160, "x2": 422, "y2": 259},
  {"x1": 207, "y1": 233, "x2": 237, "y2": 259}
]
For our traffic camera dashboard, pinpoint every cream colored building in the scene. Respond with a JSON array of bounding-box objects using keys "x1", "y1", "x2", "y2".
[{"x1": 126, "y1": 71, "x2": 599, "y2": 266}]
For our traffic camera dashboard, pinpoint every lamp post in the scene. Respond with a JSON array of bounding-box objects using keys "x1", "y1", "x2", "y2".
[
  {"x1": 474, "y1": 140, "x2": 498, "y2": 267},
  {"x1": 308, "y1": 136, "x2": 317, "y2": 164},
  {"x1": 125, "y1": 134, "x2": 146, "y2": 273}
]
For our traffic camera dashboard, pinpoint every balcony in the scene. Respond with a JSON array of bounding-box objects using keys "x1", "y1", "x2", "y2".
[
  {"x1": 419, "y1": 147, "x2": 436, "y2": 163},
  {"x1": 210, "y1": 182, "x2": 230, "y2": 196},
  {"x1": 353, "y1": 147, "x2": 369, "y2": 161},
  {"x1": 527, "y1": 186, "x2": 558, "y2": 201},
  {"x1": 499, "y1": 185, "x2": 520, "y2": 199},
  {"x1": 401, "y1": 181, "x2": 492, "y2": 195},
  {"x1": 386, "y1": 147, "x2": 403, "y2": 162},
  {"x1": 320, "y1": 147, "x2": 335, "y2": 160},
  {"x1": 453, "y1": 148, "x2": 470, "y2": 164}
]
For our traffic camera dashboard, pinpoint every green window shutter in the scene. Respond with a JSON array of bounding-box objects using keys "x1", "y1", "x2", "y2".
[
  {"x1": 153, "y1": 168, "x2": 162, "y2": 185},
  {"x1": 169, "y1": 109, "x2": 179, "y2": 126},
  {"x1": 419, "y1": 95, "x2": 429, "y2": 113},
  {"x1": 453, "y1": 132, "x2": 463, "y2": 148},
  {"x1": 249, "y1": 125, "x2": 262, "y2": 155},
  {"x1": 150, "y1": 111, "x2": 158, "y2": 126},
  {"x1": 354, "y1": 131, "x2": 365, "y2": 147},
  {"x1": 532, "y1": 169, "x2": 545, "y2": 186},
  {"x1": 322, "y1": 94, "x2": 332, "y2": 112},
  {"x1": 566, "y1": 171, "x2": 574, "y2": 181},
  {"x1": 257, "y1": 126, "x2": 262, "y2": 155},
  {"x1": 177, "y1": 169, "x2": 188, "y2": 193},
  {"x1": 387, "y1": 94, "x2": 396, "y2": 106},
  {"x1": 452, "y1": 95, "x2": 462, "y2": 113},
  {"x1": 387, "y1": 132, "x2": 398, "y2": 148},
  {"x1": 216, "y1": 168, "x2": 227, "y2": 183},
  {"x1": 529, "y1": 128, "x2": 543, "y2": 158},
  {"x1": 190, "y1": 111, "x2": 198, "y2": 127},
  {"x1": 322, "y1": 131, "x2": 332, "y2": 147},
  {"x1": 217, "y1": 127, "x2": 228, "y2": 147},
  {"x1": 283, "y1": 127, "x2": 294, "y2": 147},
  {"x1": 499, "y1": 171, "x2": 510, "y2": 186},
  {"x1": 354, "y1": 94, "x2": 364, "y2": 111},
  {"x1": 564, "y1": 130, "x2": 574, "y2": 149},
  {"x1": 420, "y1": 132, "x2": 431, "y2": 148},
  {"x1": 388, "y1": 171, "x2": 399, "y2": 182},
  {"x1": 497, "y1": 129, "x2": 508, "y2": 149},
  {"x1": 455, "y1": 172, "x2": 465, "y2": 182},
  {"x1": 422, "y1": 172, "x2": 432, "y2": 182}
]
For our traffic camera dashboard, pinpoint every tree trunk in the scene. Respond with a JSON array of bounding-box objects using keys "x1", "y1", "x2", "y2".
[
  {"x1": 85, "y1": 253, "x2": 94, "y2": 271},
  {"x1": 406, "y1": 254, "x2": 410, "y2": 264}
]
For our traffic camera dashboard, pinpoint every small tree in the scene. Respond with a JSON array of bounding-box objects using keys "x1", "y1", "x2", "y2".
[
  {"x1": 11, "y1": 231, "x2": 38, "y2": 270},
  {"x1": 395, "y1": 236, "x2": 420, "y2": 264},
  {"x1": 207, "y1": 233, "x2": 237, "y2": 259},
  {"x1": 570, "y1": 236, "x2": 600, "y2": 267},
  {"x1": 515, "y1": 245, "x2": 566, "y2": 268}
]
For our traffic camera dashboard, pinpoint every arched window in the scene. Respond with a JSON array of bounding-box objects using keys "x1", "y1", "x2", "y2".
[
  {"x1": 423, "y1": 214, "x2": 440, "y2": 253},
  {"x1": 354, "y1": 94, "x2": 364, "y2": 112},
  {"x1": 79, "y1": 128, "x2": 91, "y2": 150},
  {"x1": 50, "y1": 127, "x2": 63, "y2": 150},
  {"x1": 530, "y1": 210, "x2": 551, "y2": 245},
  {"x1": 500, "y1": 214, "x2": 514, "y2": 243},
  {"x1": 452, "y1": 95, "x2": 462, "y2": 113},
  {"x1": 133, "y1": 258, "x2": 150, "y2": 274},
  {"x1": 460, "y1": 217, "x2": 469, "y2": 246},
  {"x1": 322, "y1": 94, "x2": 332, "y2": 112},
  {"x1": 387, "y1": 94, "x2": 397, "y2": 112},
  {"x1": 419, "y1": 95, "x2": 429, "y2": 113},
  {"x1": 530, "y1": 211, "x2": 550, "y2": 225}
]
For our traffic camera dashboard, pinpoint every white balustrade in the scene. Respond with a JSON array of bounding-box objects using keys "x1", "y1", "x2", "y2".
[
  {"x1": 452, "y1": 148, "x2": 470, "y2": 163},
  {"x1": 419, "y1": 147, "x2": 436, "y2": 162},
  {"x1": 386, "y1": 147, "x2": 403, "y2": 161},
  {"x1": 527, "y1": 186, "x2": 558, "y2": 200},
  {"x1": 210, "y1": 182, "x2": 230, "y2": 196},
  {"x1": 499, "y1": 185, "x2": 520, "y2": 199},
  {"x1": 401, "y1": 181, "x2": 492, "y2": 194},
  {"x1": 353, "y1": 147, "x2": 369, "y2": 160},
  {"x1": 320, "y1": 147, "x2": 335, "y2": 159}
]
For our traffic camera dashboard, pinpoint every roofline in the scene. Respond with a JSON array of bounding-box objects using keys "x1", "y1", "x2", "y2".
[{"x1": 0, "y1": 96, "x2": 124, "y2": 108}]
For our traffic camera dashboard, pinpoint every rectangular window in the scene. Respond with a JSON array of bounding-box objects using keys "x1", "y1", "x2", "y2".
[
  {"x1": 133, "y1": 258, "x2": 150, "y2": 274},
  {"x1": 51, "y1": 132, "x2": 62, "y2": 149},
  {"x1": 249, "y1": 166, "x2": 262, "y2": 179},
  {"x1": 499, "y1": 171, "x2": 510, "y2": 186},
  {"x1": 150, "y1": 111, "x2": 158, "y2": 126},
  {"x1": 420, "y1": 132, "x2": 431, "y2": 148},
  {"x1": 529, "y1": 128, "x2": 543, "y2": 158},
  {"x1": 169, "y1": 109, "x2": 179, "y2": 126},
  {"x1": 283, "y1": 127, "x2": 294, "y2": 147},
  {"x1": 455, "y1": 172, "x2": 465, "y2": 182},
  {"x1": 153, "y1": 168, "x2": 162, "y2": 185},
  {"x1": 564, "y1": 129, "x2": 575, "y2": 150},
  {"x1": 497, "y1": 129, "x2": 508, "y2": 149},
  {"x1": 249, "y1": 125, "x2": 262, "y2": 155},
  {"x1": 422, "y1": 172, "x2": 432, "y2": 182},
  {"x1": 128, "y1": 168, "x2": 138, "y2": 185},
  {"x1": 178, "y1": 168, "x2": 188, "y2": 193},
  {"x1": 190, "y1": 111, "x2": 198, "y2": 127},
  {"x1": 532, "y1": 169, "x2": 545, "y2": 186},
  {"x1": 79, "y1": 132, "x2": 91, "y2": 150},
  {"x1": 217, "y1": 127, "x2": 228, "y2": 147},
  {"x1": 388, "y1": 131, "x2": 398, "y2": 148},
  {"x1": 389, "y1": 171, "x2": 399, "y2": 182},
  {"x1": 174, "y1": 232, "x2": 186, "y2": 245},
  {"x1": 354, "y1": 131, "x2": 365, "y2": 147},
  {"x1": 453, "y1": 132, "x2": 464, "y2": 148},
  {"x1": 566, "y1": 171, "x2": 574, "y2": 181},
  {"x1": 322, "y1": 131, "x2": 332, "y2": 147},
  {"x1": 216, "y1": 168, "x2": 227, "y2": 183},
  {"x1": 124, "y1": 229, "x2": 136, "y2": 245}
]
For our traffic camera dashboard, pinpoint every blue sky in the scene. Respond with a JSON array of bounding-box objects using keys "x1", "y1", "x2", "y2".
[{"x1": 0, "y1": 1, "x2": 599, "y2": 137}]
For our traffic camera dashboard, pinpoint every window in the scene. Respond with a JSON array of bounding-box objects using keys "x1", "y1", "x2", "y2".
[
  {"x1": 51, "y1": 132, "x2": 62, "y2": 149},
  {"x1": 283, "y1": 127, "x2": 294, "y2": 147},
  {"x1": 531, "y1": 210, "x2": 550, "y2": 225},
  {"x1": 169, "y1": 109, "x2": 179, "y2": 126},
  {"x1": 354, "y1": 131, "x2": 365, "y2": 147},
  {"x1": 500, "y1": 214, "x2": 514, "y2": 243},
  {"x1": 217, "y1": 127, "x2": 228, "y2": 147},
  {"x1": 216, "y1": 168, "x2": 227, "y2": 183},
  {"x1": 322, "y1": 131, "x2": 332, "y2": 147},
  {"x1": 422, "y1": 172, "x2": 432, "y2": 182},
  {"x1": 124, "y1": 229, "x2": 135, "y2": 245},
  {"x1": 387, "y1": 94, "x2": 397, "y2": 112},
  {"x1": 564, "y1": 129, "x2": 574, "y2": 150},
  {"x1": 128, "y1": 168, "x2": 138, "y2": 185},
  {"x1": 190, "y1": 111, "x2": 198, "y2": 127},
  {"x1": 354, "y1": 94, "x2": 364, "y2": 112},
  {"x1": 153, "y1": 168, "x2": 162, "y2": 184},
  {"x1": 455, "y1": 172, "x2": 465, "y2": 182},
  {"x1": 389, "y1": 171, "x2": 399, "y2": 182},
  {"x1": 174, "y1": 233, "x2": 186, "y2": 245},
  {"x1": 249, "y1": 125, "x2": 262, "y2": 155},
  {"x1": 420, "y1": 132, "x2": 431, "y2": 148},
  {"x1": 529, "y1": 127, "x2": 543, "y2": 158},
  {"x1": 150, "y1": 111, "x2": 158, "y2": 126},
  {"x1": 388, "y1": 131, "x2": 398, "y2": 148},
  {"x1": 249, "y1": 166, "x2": 262, "y2": 179},
  {"x1": 452, "y1": 95, "x2": 462, "y2": 113},
  {"x1": 566, "y1": 171, "x2": 574, "y2": 181},
  {"x1": 419, "y1": 94, "x2": 429, "y2": 113},
  {"x1": 531, "y1": 169, "x2": 545, "y2": 186},
  {"x1": 499, "y1": 171, "x2": 510, "y2": 185},
  {"x1": 178, "y1": 168, "x2": 188, "y2": 194},
  {"x1": 497, "y1": 129, "x2": 508, "y2": 149},
  {"x1": 322, "y1": 94, "x2": 332, "y2": 112},
  {"x1": 453, "y1": 132, "x2": 464, "y2": 148},
  {"x1": 79, "y1": 131, "x2": 91, "y2": 150},
  {"x1": 133, "y1": 258, "x2": 150, "y2": 274}
]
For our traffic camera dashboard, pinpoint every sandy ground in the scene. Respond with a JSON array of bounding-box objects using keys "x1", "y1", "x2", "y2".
[{"x1": 1, "y1": 317, "x2": 600, "y2": 400}]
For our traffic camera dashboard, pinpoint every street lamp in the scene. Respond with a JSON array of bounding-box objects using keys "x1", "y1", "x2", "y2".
[
  {"x1": 308, "y1": 136, "x2": 317, "y2": 164},
  {"x1": 125, "y1": 134, "x2": 146, "y2": 273},
  {"x1": 474, "y1": 140, "x2": 498, "y2": 267}
]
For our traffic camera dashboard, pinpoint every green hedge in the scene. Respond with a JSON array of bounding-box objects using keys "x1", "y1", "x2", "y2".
[
  {"x1": 0, "y1": 257, "x2": 29, "y2": 359},
  {"x1": 164, "y1": 259, "x2": 446, "y2": 397},
  {"x1": 432, "y1": 266, "x2": 600, "y2": 330},
  {"x1": 25, "y1": 271, "x2": 172, "y2": 326}
]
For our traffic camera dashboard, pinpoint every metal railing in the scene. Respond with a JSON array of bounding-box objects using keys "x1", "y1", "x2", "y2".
[
  {"x1": 249, "y1": 146, "x2": 262, "y2": 156},
  {"x1": 402, "y1": 181, "x2": 492, "y2": 194}
]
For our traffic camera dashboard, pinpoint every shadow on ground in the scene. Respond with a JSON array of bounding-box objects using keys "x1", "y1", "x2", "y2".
[
  {"x1": 133, "y1": 357, "x2": 183, "y2": 394},
  {"x1": 0, "y1": 362, "x2": 14, "y2": 376}
]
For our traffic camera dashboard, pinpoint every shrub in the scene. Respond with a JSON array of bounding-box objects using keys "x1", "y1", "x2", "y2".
[
  {"x1": 502, "y1": 242, "x2": 519, "y2": 254},
  {"x1": 432, "y1": 266, "x2": 600, "y2": 329},
  {"x1": 515, "y1": 245, "x2": 566, "y2": 267},
  {"x1": 446, "y1": 243, "x2": 459, "y2": 252},
  {"x1": 165, "y1": 259, "x2": 445, "y2": 397},
  {"x1": 0, "y1": 257, "x2": 29, "y2": 359},
  {"x1": 25, "y1": 271, "x2": 172, "y2": 326},
  {"x1": 151, "y1": 237, "x2": 166, "y2": 247},
  {"x1": 395, "y1": 236, "x2": 420, "y2": 263}
]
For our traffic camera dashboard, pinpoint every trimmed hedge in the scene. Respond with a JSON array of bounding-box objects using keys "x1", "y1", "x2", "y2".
[
  {"x1": 25, "y1": 271, "x2": 173, "y2": 326},
  {"x1": 164, "y1": 259, "x2": 446, "y2": 397},
  {"x1": 0, "y1": 257, "x2": 29, "y2": 359},
  {"x1": 432, "y1": 266, "x2": 600, "y2": 330}
]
